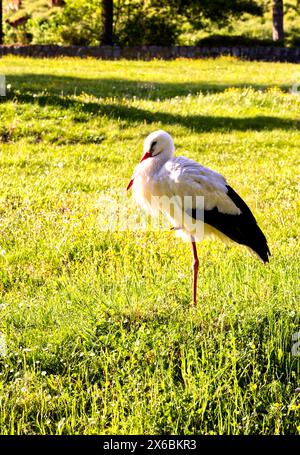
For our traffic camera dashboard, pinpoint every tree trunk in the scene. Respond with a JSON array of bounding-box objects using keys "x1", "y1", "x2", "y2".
[
  {"x1": 272, "y1": 0, "x2": 284, "y2": 43},
  {"x1": 0, "y1": 0, "x2": 3, "y2": 45},
  {"x1": 101, "y1": 0, "x2": 113, "y2": 45}
]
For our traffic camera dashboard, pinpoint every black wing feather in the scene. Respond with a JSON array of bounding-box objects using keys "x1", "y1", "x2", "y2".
[{"x1": 193, "y1": 185, "x2": 271, "y2": 262}]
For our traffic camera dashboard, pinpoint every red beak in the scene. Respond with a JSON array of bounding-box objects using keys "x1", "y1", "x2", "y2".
[
  {"x1": 140, "y1": 150, "x2": 152, "y2": 162},
  {"x1": 126, "y1": 150, "x2": 152, "y2": 191},
  {"x1": 126, "y1": 179, "x2": 134, "y2": 191}
]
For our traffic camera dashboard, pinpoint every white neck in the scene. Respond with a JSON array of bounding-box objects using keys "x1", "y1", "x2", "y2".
[{"x1": 139, "y1": 150, "x2": 173, "y2": 178}]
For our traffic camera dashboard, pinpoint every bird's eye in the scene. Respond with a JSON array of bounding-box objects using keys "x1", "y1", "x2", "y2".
[{"x1": 151, "y1": 141, "x2": 157, "y2": 150}]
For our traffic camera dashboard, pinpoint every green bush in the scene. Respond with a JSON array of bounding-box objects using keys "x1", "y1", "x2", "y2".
[
  {"x1": 116, "y1": 12, "x2": 179, "y2": 46},
  {"x1": 27, "y1": 14, "x2": 63, "y2": 45},
  {"x1": 57, "y1": 0, "x2": 102, "y2": 45},
  {"x1": 15, "y1": 0, "x2": 102, "y2": 46}
]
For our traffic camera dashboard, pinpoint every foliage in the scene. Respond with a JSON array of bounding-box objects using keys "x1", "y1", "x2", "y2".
[
  {"x1": 115, "y1": 1, "x2": 179, "y2": 46},
  {"x1": 184, "y1": 0, "x2": 300, "y2": 47},
  {"x1": 55, "y1": 0, "x2": 102, "y2": 45},
  {"x1": 27, "y1": 0, "x2": 102, "y2": 45},
  {"x1": 3, "y1": 0, "x2": 300, "y2": 46},
  {"x1": 2, "y1": 0, "x2": 267, "y2": 45},
  {"x1": 0, "y1": 56, "x2": 299, "y2": 434},
  {"x1": 153, "y1": 0, "x2": 264, "y2": 28}
]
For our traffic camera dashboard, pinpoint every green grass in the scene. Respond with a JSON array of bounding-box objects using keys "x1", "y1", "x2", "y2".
[{"x1": 0, "y1": 56, "x2": 299, "y2": 435}]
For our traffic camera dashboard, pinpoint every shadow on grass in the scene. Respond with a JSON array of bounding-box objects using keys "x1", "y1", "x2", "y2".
[
  {"x1": 4, "y1": 73, "x2": 291, "y2": 101},
  {"x1": 6, "y1": 89, "x2": 300, "y2": 133}
]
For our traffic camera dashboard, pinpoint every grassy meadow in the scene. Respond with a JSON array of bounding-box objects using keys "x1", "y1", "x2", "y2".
[{"x1": 0, "y1": 56, "x2": 299, "y2": 434}]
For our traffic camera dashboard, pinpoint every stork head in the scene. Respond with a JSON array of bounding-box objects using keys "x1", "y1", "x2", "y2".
[
  {"x1": 127, "y1": 130, "x2": 175, "y2": 190},
  {"x1": 142, "y1": 130, "x2": 175, "y2": 162}
]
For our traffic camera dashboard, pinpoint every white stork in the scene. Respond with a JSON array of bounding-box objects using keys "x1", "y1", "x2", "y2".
[{"x1": 127, "y1": 130, "x2": 270, "y2": 305}]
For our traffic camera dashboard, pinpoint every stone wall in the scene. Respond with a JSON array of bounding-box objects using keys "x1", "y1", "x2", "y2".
[{"x1": 0, "y1": 44, "x2": 300, "y2": 62}]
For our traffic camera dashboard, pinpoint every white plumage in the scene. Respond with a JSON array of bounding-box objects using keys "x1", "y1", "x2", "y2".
[{"x1": 127, "y1": 130, "x2": 270, "y2": 304}]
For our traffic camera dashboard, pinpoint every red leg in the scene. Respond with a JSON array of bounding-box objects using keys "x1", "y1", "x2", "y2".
[{"x1": 191, "y1": 237, "x2": 199, "y2": 306}]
